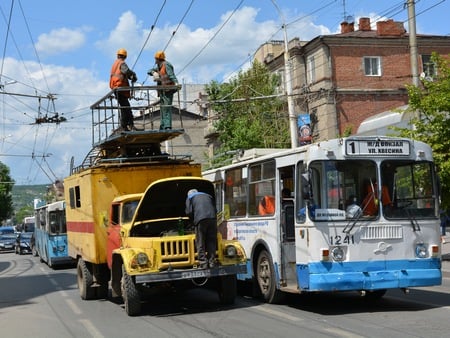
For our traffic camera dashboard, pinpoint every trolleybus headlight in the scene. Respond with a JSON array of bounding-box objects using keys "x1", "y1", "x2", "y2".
[
  {"x1": 224, "y1": 245, "x2": 237, "y2": 258},
  {"x1": 415, "y1": 243, "x2": 428, "y2": 258},
  {"x1": 331, "y1": 246, "x2": 345, "y2": 261}
]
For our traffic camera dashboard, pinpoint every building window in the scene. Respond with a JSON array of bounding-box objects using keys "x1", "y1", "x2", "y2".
[
  {"x1": 307, "y1": 56, "x2": 316, "y2": 83},
  {"x1": 363, "y1": 57, "x2": 381, "y2": 76},
  {"x1": 276, "y1": 70, "x2": 284, "y2": 94},
  {"x1": 421, "y1": 55, "x2": 436, "y2": 80}
]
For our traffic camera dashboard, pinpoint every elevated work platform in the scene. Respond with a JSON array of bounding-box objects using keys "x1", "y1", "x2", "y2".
[
  {"x1": 70, "y1": 85, "x2": 190, "y2": 174},
  {"x1": 89, "y1": 84, "x2": 183, "y2": 146}
]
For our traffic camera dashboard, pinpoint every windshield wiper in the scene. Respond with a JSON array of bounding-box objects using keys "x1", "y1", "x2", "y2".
[{"x1": 405, "y1": 207, "x2": 421, "y2": 232}]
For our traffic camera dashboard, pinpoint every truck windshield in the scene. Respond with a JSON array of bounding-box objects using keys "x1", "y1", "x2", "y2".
[{"x1": 122, "y1": 200, "x2": 139, "y2": 223}]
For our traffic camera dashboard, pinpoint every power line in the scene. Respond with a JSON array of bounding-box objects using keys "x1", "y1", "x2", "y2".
[
  {"x1": 162, "y1": 0, "x2": 195, "y2": 51},
  {"x1": 131, "y1": 0, "x2": 167, "y2": 70},
  {"x1": 177, "y1": 0, "x2": 244, "y2": 77}
]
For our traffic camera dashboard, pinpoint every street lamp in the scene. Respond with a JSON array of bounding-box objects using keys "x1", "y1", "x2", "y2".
[{"x1": 271, "y1": 0, "x2": 298, "y2": 148}]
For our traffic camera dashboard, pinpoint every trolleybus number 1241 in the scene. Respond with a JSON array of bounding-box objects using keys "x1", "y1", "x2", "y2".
[{"x1": 329, "y1": 234, "x2": 355, "y2": 245}]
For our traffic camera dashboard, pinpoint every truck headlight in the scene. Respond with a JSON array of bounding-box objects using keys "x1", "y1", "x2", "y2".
[
  {"x1": 136, "y1": 252, "x2": 149, "y2": 265},
  {"x1": 131, "y1": 252, "x2": 149, "y2": 269},
  {"x1": 224, "y1": 245, "x2": 237, "y2": 258}
]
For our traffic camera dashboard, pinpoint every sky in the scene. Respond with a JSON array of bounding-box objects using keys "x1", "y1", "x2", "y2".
[{"x1": 0, "y1": 0, "x2": 449, "y2": 185}]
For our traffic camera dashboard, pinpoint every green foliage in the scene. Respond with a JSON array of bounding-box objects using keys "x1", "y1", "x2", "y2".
[
  {"x1": 11, "y1": 184, "x2": 47, "y2": 223},
  {"x1": 15, "y1": 206, "x2": 35, "y2": 225},
  {"x1": 0, "y1": 161, "x2": 14, "y2": 223},
  {"x1": 397, "y1": 53, "x2": 450, "y2": 210},
  {"x1": 205, "y1": 61, "x2": 290, "y2": 168}
]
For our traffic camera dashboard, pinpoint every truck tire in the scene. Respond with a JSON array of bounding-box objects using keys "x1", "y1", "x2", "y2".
[
  {"x1": 121, "y1": 266, "x2": 141, "y2": 316},
  {"x1": 218, "y1": 274, "x2": 237, "y2": 305},
  {"x1": 256, "y1": 249, "x2": 285, "y2": 304},
  {"x1": 77, "y1": 259, "x2": 95, "y2": 300}
]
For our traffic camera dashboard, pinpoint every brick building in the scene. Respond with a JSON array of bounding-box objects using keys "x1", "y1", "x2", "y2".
[{"x1": 256, "y1": 17, "x2": 450, "y2": 141}]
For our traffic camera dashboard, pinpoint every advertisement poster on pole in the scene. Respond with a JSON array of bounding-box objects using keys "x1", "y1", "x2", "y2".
[{"x1": 298, "y1": 114, "x2": 312, "y2": 145}]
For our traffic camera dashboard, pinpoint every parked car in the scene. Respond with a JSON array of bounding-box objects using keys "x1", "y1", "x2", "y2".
[
  {"x1": 0, "y1": 226, "x2": 15, "y2": 235},
  {"x1": 15, "y1": 232, "x2": 33, "y2": 255},
  {"x1": 0, "y1": 233, "x2": 16, "y2": 252}
]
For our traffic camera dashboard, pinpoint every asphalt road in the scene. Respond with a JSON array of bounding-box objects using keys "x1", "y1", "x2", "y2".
[{"x1": 1, "y1": 248, "x2": 450, "y2": 338}]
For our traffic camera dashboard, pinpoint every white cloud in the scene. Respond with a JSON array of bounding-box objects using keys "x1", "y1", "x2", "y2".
[
  {"x1": 95, "y1": 11, "x2": 145, "y2": 60},
  {"x1": 36, "y1": 27, "x2": 88, "y2": 56},
  {"x1": 0, "y1": 57, "x2": 106, "y2": 184}
]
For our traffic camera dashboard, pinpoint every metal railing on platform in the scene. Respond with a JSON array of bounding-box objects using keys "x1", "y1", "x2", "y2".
[{"x1": 90, "y1": 84, "x2": 182, "y2": 146}]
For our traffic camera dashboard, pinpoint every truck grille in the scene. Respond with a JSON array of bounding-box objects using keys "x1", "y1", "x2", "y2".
[
  {"x1": 360, "y1": 225, "x2": 403, "y2": 240},
  {"x1": 160, "y1": 239, "x2": 192, "y2": 263}
]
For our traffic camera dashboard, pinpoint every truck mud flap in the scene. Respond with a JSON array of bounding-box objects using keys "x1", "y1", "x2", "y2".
[{"x1": 135, "y1": 264, "x2": 247, "y2": 284}]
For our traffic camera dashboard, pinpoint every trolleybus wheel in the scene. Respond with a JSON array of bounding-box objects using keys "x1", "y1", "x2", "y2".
[
  {"x1": 256, "y1": 249, "x2": 285, "y2": 304},
  {"x1": 218, "y1": 274, "x2": 237, "y2": 305},
  {"x1": 32, "y1": 245, "x2": 38, "y2": 257},
  {"x1": 364, "y1": 289, "x2": 387, "y2": 301},
  {"x1": 121, "y1": 266, "x2": 141, "y2": 316},
  {"x1": 77, "y1": 259, "x2": 95, "y2": 300}
]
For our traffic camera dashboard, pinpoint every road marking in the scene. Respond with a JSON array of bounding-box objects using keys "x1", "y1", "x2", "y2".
[
  {"x1": 65, "y1": 298, "x2": 82, "y2": 315},
  {"x1": 254, "y1": 304, "x2": 301, "y2": 321},
  {"x1": 79, "y1": 319, "x2": 104, "y2": 338},
  {"x1": 323, "y1": 327, "x2": 364, "y2": 338}
]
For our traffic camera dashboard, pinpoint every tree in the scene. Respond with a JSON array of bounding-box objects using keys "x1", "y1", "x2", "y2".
[
  {"x1": 205, "y1": 60, "x2": 290, "y2": 168},
  {"x1": 398, "y1": 53, "x2": 450, "y2": 210},
  {"x1": 0, "y1": 161, "x2": 14, "y2": 223}
]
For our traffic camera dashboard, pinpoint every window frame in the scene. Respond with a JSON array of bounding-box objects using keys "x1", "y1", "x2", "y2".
[{"x1": 363, "y1": 56, "x2": 382, "y2": 76}]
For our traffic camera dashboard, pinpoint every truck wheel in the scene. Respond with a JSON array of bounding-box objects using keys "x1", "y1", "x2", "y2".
[
  {"x1": 77, "y1": 259, "x2": 95, "y2": 300},
  {"x1": 256, "y1": 249, "x2": 285, "y2": 304},
  {"x1": 218, "y1": 275, "x2": 237, "y2": 305},
  {"x1": 121, "y1": 266, "x2": 141, "y2": 316}
]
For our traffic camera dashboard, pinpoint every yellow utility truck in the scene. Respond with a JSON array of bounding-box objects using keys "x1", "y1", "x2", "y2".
[{"x1": 64, "y1": 87, "x2": 246, "y2": 315}]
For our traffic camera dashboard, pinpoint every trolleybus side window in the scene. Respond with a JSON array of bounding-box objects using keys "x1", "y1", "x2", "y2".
[
  {"x1": 224, "y1": 167, "x2": 247, "y2": 217},
  {"x1": 249, "y1": 160, "x2": 275, "y2": 216}
]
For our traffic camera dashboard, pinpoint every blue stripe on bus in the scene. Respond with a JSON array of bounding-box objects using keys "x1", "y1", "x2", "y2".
[{"x1": 299, "y1": 258, "x2": 441, "y2": 291}]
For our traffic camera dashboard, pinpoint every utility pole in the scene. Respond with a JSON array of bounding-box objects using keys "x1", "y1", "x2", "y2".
[
  {"x1": 271, "y1": 0, "x2": 298, "y2": 148},
  {"x1": 406, "y1": 0, "x2": 419, "y2": 87}
]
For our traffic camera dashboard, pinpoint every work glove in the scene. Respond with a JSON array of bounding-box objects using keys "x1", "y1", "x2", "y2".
[
  {"x1": 130, "y1": 73, "x2": 137, "y2": 83},
  {"x1": 152, "y1": 72, "x2": 160, "y2": 82}
]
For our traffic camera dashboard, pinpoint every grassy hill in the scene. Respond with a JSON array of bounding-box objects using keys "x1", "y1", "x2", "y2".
[{"x1": 11, "y1": 184, "x2": 48, "y2": 213}]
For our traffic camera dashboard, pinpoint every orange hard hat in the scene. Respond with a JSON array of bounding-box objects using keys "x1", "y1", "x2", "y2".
[
  {"x1": 117, "y1": 48, "x2": 127, "y2": 57},
  {"x1": 154, "y1": 50, "x2": 165, "y2": 60}
]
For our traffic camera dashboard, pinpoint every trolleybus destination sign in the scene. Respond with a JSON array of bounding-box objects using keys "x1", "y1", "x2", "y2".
[{"x1": 345, "y1": 139, "x2": 410, "y2": 156}]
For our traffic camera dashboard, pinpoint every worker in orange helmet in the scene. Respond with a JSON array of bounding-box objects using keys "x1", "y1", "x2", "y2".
[
  {"x1": 148, "y1": 51, "x2": 179, "y2": 130},
  {"x1": 110, "y1": 48, "x2": 138, "y2": 131}
]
